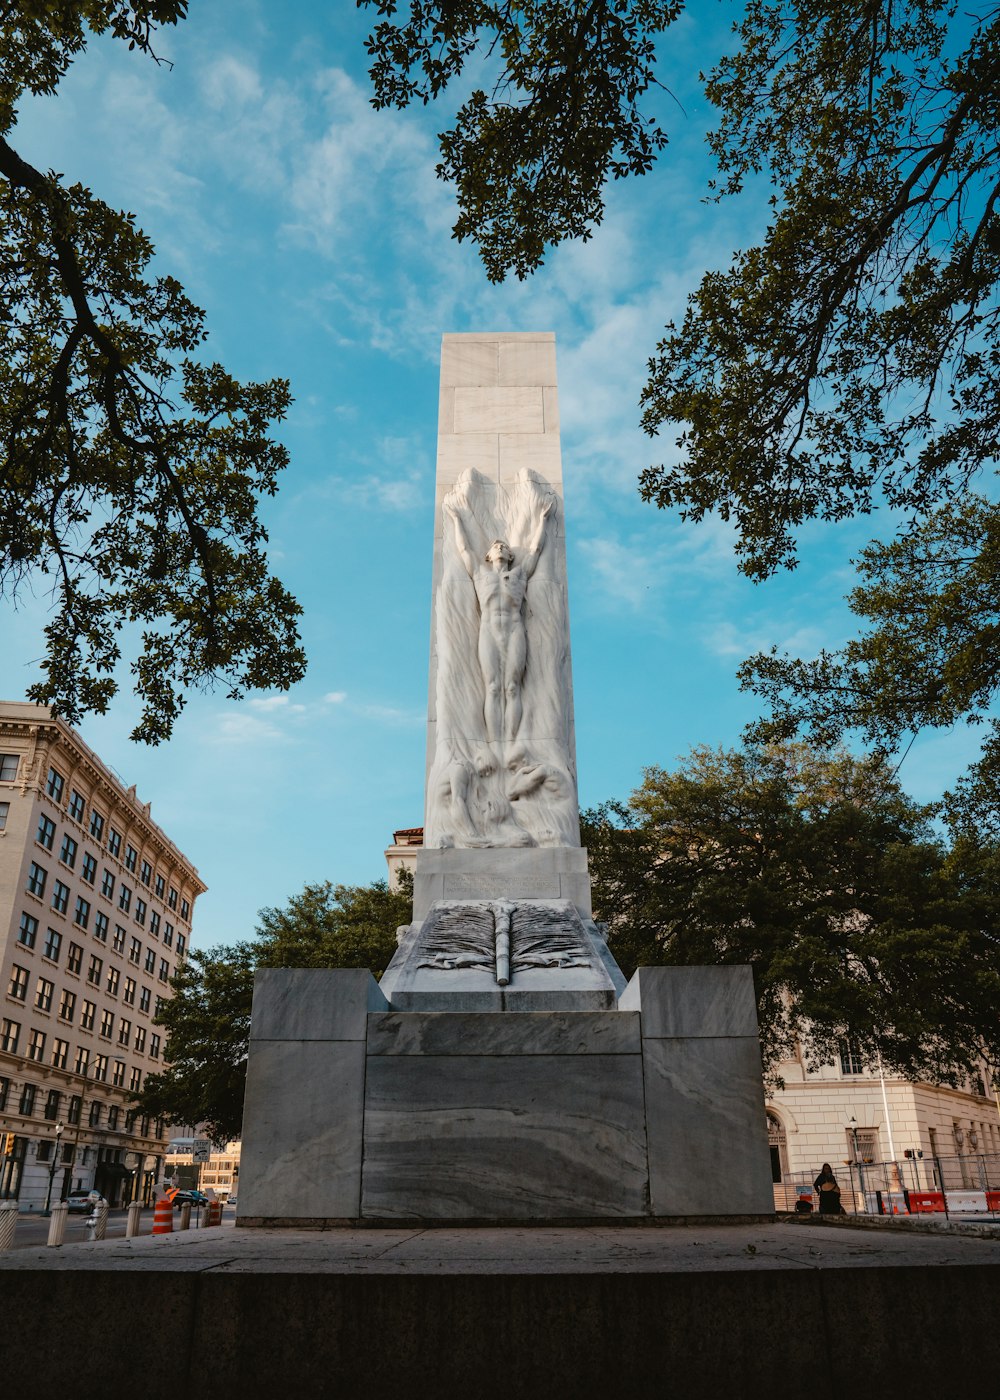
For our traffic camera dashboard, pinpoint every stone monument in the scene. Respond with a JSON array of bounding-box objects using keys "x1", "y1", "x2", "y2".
[{"x1": 238, "y1": 332, "x2": 774, "y2": 1223}]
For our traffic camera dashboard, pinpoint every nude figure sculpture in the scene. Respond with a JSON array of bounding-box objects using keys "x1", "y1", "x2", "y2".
[{"x1": 444, "y1": 493, "x2": 554, "y2": 742}]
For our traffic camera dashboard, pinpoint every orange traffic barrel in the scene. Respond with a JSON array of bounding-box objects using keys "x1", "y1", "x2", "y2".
[{"x1": 152, "y1": 1196, "x2": 173, "y2": 1236}]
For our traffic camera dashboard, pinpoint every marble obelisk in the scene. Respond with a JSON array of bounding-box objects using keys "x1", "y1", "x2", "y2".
[
  {"x1": 237, "y1": 332, "x2": 775, "y2": 1224},
  {"x1": 380, "y1": 332, "x2": 621, "y2": 1009}
]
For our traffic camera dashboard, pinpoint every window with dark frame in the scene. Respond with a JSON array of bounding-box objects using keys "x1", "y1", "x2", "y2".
[
  {"x1": 68, "y1": 790, "x2": 86, "y2": 823},
  {"x1": 74, "y1": 896, "x2": 90, "y2": 930},
  {"x1": 1, "y1": 1018, "x2": 20, "y2": 1052},
  {"x1": 67, "y1": 942, "x2": 82, "y2": 974},
  {"x1": 28, "y1": 1027, "x2": 46, "y2": 1061},
  {"x1": 82, "y1": 852, "x2": 97, "y2": 885},
  {"x1": 27, "y1": 862, "x2": 47, "y2": 897},
  {"x1": 125, "y1": 845, "x2": 137, "y2": 873},
  {"x1": 59, "y1": 989, "x2": 75, "y2": 1022},
  {"x1": 7, "y1": 965, "x2": 28, "y2": 1000},
  {"x1": 43, "y1": 927, "x2": 61, "y2": 961},
  {"x1": 19, "y1": 912, "x2": 38, "y2": 948},
  {"x1": 19, "y1": 1083, "x2": 36, "y2": 1115},
  {"x1": 75, "y1": 1046, "x2": 89, "y2": 1075},
  {"x1": 59, "y1": 834, "x2": 77, "y2": 868},
  {"x1": 90, "y1": 810, "x2": 105, "y2": 841},
  {"x1": 47, "y1": 767, "x2": 65, "y2": 802},
  {"x1": 108, "y1": 827, "x2": 121, "y2": 858},
  {"x1": 35, "y1": 976, "x2": 53, "y2": 1011},
  {"x1": 67, "y1": 1094, "x2": 82, "y2": 1124},
  {"x1": 102, "y1": 870, "x2": 115, "y2": 899},
  {"x1": 36, "y1": 814, "x2": 55, "y2": 849},
  {"x1": 94, "y1": 911, "x2": 109, "y2": 943},
  {"x1": 81, "y1": 999, "x2": 96, "y2": 1030},
  {"x1": 0, "y1": 753, "x2": 19, "y2": 781},
  {"x1": 51, "y1": 880, "x2": 69, "y2": 914}
]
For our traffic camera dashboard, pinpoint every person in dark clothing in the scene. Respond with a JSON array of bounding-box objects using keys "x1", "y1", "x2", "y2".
[{"x1": 813, "y1": 1162, "x2": 845, "y2": 1213}]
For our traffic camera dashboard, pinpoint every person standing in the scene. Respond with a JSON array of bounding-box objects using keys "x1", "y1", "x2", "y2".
[{"x1": 813, "y1": 1162, "x2": 845, "y2": 1213}]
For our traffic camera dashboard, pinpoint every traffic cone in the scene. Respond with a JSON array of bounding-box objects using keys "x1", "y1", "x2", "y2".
[{"x1": 152, "y1": 1196, "x2": 173, "y2": 1236}]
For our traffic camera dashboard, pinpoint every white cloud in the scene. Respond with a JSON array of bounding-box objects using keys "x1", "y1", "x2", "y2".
[{"x1": 323, "y1": 691, "x2": 347, "y2": 704}]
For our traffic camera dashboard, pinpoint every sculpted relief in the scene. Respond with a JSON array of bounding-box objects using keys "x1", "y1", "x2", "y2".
[{"x1": 425, "y1": 467, "x2": 579, "y2": 850}]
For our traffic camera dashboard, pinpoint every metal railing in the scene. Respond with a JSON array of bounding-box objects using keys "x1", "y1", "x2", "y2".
[{"x1": 775, "y1": 1152, "x2": 1000, "y2": 1216}]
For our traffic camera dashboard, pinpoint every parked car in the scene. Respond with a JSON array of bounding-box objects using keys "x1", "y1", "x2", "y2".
[
  {"x1": 226, "y1": 1195, "x2": 237, "y2": 1207},
  {"x1": 65, "y1": 1191, "x2": 105, "y2": 1214},
  {"x1": 171, "y1": 1190, "x2": 209, "y2": 1209}
]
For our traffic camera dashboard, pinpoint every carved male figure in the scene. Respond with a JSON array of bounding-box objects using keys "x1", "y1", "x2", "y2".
[{"x1": 444, "y1": 493, "x2": 554, "y2": 742}]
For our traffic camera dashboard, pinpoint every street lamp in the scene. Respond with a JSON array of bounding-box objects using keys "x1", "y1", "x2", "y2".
[{"x1": 42, "y1": 1121, "x2": 65, "y2": 1215}]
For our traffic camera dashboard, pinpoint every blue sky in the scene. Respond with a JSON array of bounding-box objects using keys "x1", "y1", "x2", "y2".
[{"x1": 3, "y1": 1, "x2": 983, "y2": 949}]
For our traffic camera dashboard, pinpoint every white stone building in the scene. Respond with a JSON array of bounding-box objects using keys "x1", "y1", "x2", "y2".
[
  {"x1": 0, "y1": 702, "x2": 205, "y2": 1209},
  {"x1": 766, "y1": 1042, "x2": 1000, "y2": 1204}
]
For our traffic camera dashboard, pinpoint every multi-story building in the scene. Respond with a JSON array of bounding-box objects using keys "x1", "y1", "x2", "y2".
[
  {"x1": 0, "y1": 702, "x2": 205, "y2": 1208},
  {"x1": 165, "y1": 1136, "x2": 241, "y2": 1200}
]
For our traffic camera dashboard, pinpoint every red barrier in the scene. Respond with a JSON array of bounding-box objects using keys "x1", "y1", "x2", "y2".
[
  {"x1": 986, "y1": 1191, "x2": 1000, "y2": 1212},
  {"x1": 908, "y1": 1191, "x2": 946, "y2": 1213}
]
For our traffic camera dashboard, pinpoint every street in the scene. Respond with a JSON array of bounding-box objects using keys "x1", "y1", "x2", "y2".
[{"x1": 3, "y1": 1203, "x2": 235, "y2": 1250}]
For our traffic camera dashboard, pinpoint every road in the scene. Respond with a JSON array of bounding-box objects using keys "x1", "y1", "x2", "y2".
[{"x1": 3, "y1": 1204, "x2": 235, "y2": 1250}]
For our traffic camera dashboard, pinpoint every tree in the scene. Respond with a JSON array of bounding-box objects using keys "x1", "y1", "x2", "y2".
[
  {"x1": 1, "y1": 2, "x2": 305, "y2": 742},
  {"x1": 134, "y1": 876, "x2": 412, "y2": 1140},
  {"x1": 582, "y1": 744, "x2": 1000, "y2": 1083},
  {"x1": 361, "y1": 2, "x2": 1000, "y2": 808}
]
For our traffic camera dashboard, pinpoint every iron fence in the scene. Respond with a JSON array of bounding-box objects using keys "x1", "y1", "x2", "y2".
[{"x1": 774, "y1": 1152, "x2": 1000, "y2": 1216}]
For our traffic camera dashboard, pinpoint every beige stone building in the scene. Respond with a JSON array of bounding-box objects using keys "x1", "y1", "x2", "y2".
[
  {"x1": 0, "y1": 702, "x2": 205, "y2": 1209},
  {"x1": 165, "y1": 1136, "x2": 241, "y2": 1200},
  {"x1": 766, "y1": 1044, "x2": 1000, "y2": 1205}
]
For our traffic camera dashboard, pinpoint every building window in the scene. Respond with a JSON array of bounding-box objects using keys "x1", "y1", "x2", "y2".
[
  {"x1": 106, "y1": 967, "x2": 120, "y2": 997},
  {"x1": 94, "y1": 911, "x2": 109, "y2": 943},
  {"x1": 177, "y1": 933, "x2": 187, "y2": 959},
  {"x1": 74, "y1": 896, "x2": 90, "y2": 930},
  {"x1": 107, "y1": 1105, "x2": 120, "y2": 1129},
  {"x1": 181, "y1": 899, "x2": 190, "y2": 921},
  {"x1": 67, "y1": 1094, "x2": 82, "y2": 1125},
  {"x1": 149, "y1": 1033, "x2": 161, "y2": 1059},
  {"x1": 37, "y1": 1139, "x2": 53, "y2": 1162},
  {"x1": 125, "y1": 844, "x2": 137, "y2": 873},
  {"x1": 51, "y1": 879, "x2": 69, "y2": 914},
  {"x1": 139, "y1": 986, "x2": 151, "y2": 1014},
  {"x1": 0, "y1": 752, "x2": 19, "y2": 781},
  {"x1": 168, "y1": 887, "x2": 178, "y2": 911},
  {"x1": 58, "y1": 989, "x2": 76, "y2": 1022},
  {"x1": 27, "y1": 861, "x2": 47, "y2": 897},
  {"x1": 35, "y1": 976, "x2": 54, "y2": 1012},
  {"x1": 37, "y1": 814, "x2": 56, "y2": 849},
  {"x1": 108, "y1": 827, "x2": 121, "y2": 858},
  {"x1": 81, "y1": 852, "x2": 97, "y2": 885},
  {"x1": 848, "y1": 1126, "x2": 881, "y2": 1165},
  {"x1": 99, "y1": 1010, "x2": 114, "y2": 1039},
  {"x1": 68, "y1": 790, "x2": 86, "y2": 823},
  {"x1": 129, "y1": 936, "x2": 141, "y2": 964},
  {"x1": 51, "y1": 1039, "x2": 69, "y2": 1070},
  {"x1": 840, "y1": 1040, "x2": 866, "y2": 1076},
  {"x1": 158, "y1": 958, "x2": 170, "y2": 983},
  {"x1": 149, "y1": 911, "x2": 160, "y2": 936},
  {"x1": 67, "y1": 942, "x2": 82, "y2": 975},
  {"x1": 89, "y1": 810, "x2": 105, "y2": 841},
  {"x1": 155, "y1": 874, "x2": 165, "y2": 899},
  {"x1": 140, "y1": 860, "x2": 152, "y2": 887},
  {"x1": 1, "y1": 1018, "x2": 20, "y2": 1052},
  {"x1": 47, "y1": 767, "x2": 65, "y2": 802},
  {"x1": 19, "y1": 1083, "x2": 36, "y2": 1115},
  {"x1": 0, "y1": 1078, "x2": 8, "y2": 1111},
  {"x1": 43, "y1": 927, "x2": 62, "y2": 961},
  {"x1": 74, "y1": 1046, "x2": 89, "y2": 1075},
  {"x1": 135, "y1": 898, "x2": 147, "y2": 927},
  {"x1": 163, "y1": 921, "x2": 173, "y2": 948},
  {"x1": 144, "y1": 948, "x2": 156, "y2": 974},
  {"x1": 7, "y1": 965, "x2": 28, "y2": 1001},
  {"x1": 155, "y1": 995, "x2": 166, "y2": 1018},
  {"x1": 119, "y1": 885, "x2": 132, "y2": 913},
  {"x1": 28, "y1": 1028, "x2": 46, "y2": 1061},
  {"x1": 18, "y1": 912, "x2": 38, "y2": 949},
  {"x1": 44, "y1": 1088, "x2": 61, "y2": 1120},
  {"x1": 134, "y1": 1026, "x2": 146, "y2": 1053},
  {"x1": 87, "y1": 955, "x2": 102, "y2": 987},
  {"x1": 129, "y1": 1067, "x2": 141, "y2": 1093},
  {"x1": 112, "y1": 1060, "x2": 125, "y2": 1087},
  {"x1": 112, "y1": 925, "x2": 125, "y2": 955},
  {"x1": 81, "y1": 999, "x2": 96, "y2": 1030},
  {"x1": 89, "y1": 1100, "x2": 102, "y2": 1126},
  {"x1": 93, "y1": 1055, "x2": 108, "y2": 1083},
  {"x1": 123, "y1": 977, "x2": 136, "y2": 1006},
  {"x1": 59, "y1": 834, "x2": 78, "y2": 868},
  {"x1": 0, "y1": 800, "x2": 7, "y2": 830},
  {"x1": 101, "y1": 869, "x2": 115, "y2": 899},
  {"x1": 118, "y1": 1018, "x2": 131, "y2": 1045}
]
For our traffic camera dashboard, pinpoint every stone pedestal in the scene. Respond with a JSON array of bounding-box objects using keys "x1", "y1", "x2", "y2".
[{"x1": 238, "y1": 964, "x2": 774, "y2": 1224}]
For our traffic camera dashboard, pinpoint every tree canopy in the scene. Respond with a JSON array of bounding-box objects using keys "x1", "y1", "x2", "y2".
[
  {"x1": 134, "y1": 877, "x2": 411, "y2": 1141},
  {"x1": 361, "y1": 0, "x2": 1000, "y2": 811},
  {"x1": 1, "y1": 2, "x2": 305, "y2": 742},
  {"x1": 583, "y1": 743, "x2": 1000, "y2": 1083}
]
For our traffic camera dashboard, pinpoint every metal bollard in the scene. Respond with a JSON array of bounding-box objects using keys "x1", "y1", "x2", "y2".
[
  {"x1": 125, "y1": 1200, "x2": 142, "y2": 1238},
  {"x1": 179, "y1": 1202, "x2": 191, "y2": 1231},
  {"x1": 0, "y1": 1200, "x2": 17, "y2": 1251},
  {"x1": 46, "y1": 1201, "x2": 68, "y2": 1247}
]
